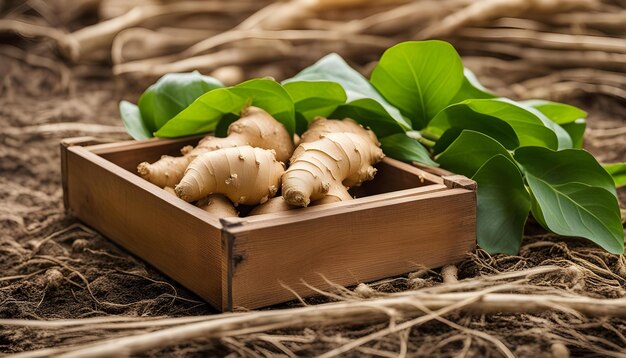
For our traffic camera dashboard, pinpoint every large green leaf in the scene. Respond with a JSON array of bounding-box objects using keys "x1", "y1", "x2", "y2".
[
  {"x1": 370, "y1": 40, "x2": 464, "y2": 129},
  {"x1": 214, "y1": 113, "x2": 239, "y2": 138},
  {"x1": 561, "y1": 119, "x2": 587, "y2": 148},
  {"x1": 119, "y1": 100, "x2": 151, "y2": 140},
  {"x1": 472, "y1": 155, "x2": 530, "y2": 255},
  {"x1": 286, "y1": 53, "x2": 410, "y2": 131},
  {"x1": 522, "y1": 99, "x2": 587, "y2": 124},
  {"x1": 515, "y1": 147, "x2": 623, "y2": 254},
  {"x1": 229, "y1": 78, "x2": 296, "y2": 136},
  {"x1": 282, "y1": 81, "x2": 347, "y2": 121},
  {"x1": 331, "y1": 99, "x2": 407, "y2": 138},
  {"x1": 451, "y1": 68, "x2": 496, "y2": 103},
  {"x1": 427, "y1": 102, "x2": 519, "y2": 150},
  {"x1": 603, "y1": 162, "x2": 626, "y2": 188},
  {"x1": 155, "y1": 78, "x2": 296, "y2": 138},
  {"x1": 379, "y1": 133, "x2": 438, "y2": 167},
  {"x1": 138, "y1": 71, "x2": 223, "y2": 132},
  {"x1": 428, "y1": 99, "x2": 559, "y2": 151},
  {"x1": 525, "y1": 179, "x2": 623, "y2": 254},
  {"x1": 524, "y1": 100, "x2": 587, "y2": 149},
  {"x1": 154, "y1": 89, "x2": 247, "y2": 137},
  {"x1": 436, "y1": 130, "x2": 513, "y2": 177},
  {"x1": 515, "y1": 147, "x2": 617, "y2": 196},
  {"x1": 513, "y1": 99, "x2": 572, "y2": 150}
]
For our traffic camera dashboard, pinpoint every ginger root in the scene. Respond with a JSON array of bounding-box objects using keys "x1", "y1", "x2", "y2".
[
  {"x1": 250, "y1": 186, "x2": 352, "y2": 215},
  {"x1": 196, "y1": 194, "x2": 238, "y2": 218},
  {"x1": 137, "y1": 106, "x2": 294, "y2": 188},
  {"x1": 252, "y1": 117, "x2": 377, "y2": 212},
  {"x1": 175, "y1": 146, "x2": 284, "y2": 205},
  {"x1": 300, "y1": 117, "x2": 379, "y2": 145},
  {"x1": 282, "y1": 131, "x2": 384, "y2": 207},
  {"x1": 166, "y1": 185, "x2": 237, "y2": 217},
  {"x1": 249, "y1": 196, "x2": 296, "y2": 215}
]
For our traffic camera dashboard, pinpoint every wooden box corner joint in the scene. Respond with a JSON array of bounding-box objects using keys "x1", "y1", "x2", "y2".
[{"x1": 442, "y1": 175, "x2": 477, "y2": 191}]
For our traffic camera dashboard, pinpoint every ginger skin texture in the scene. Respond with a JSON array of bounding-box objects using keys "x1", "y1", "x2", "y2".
[
  {"x1": 167, "y1": 186, "x2": 237, "y2": 217},
  {"x1": 300, "y1": 117, "x2": 379, "y2": 145},
  {"x1": 252, "y1": 118, "x2": 379, "y2": 213},
  {"x1": 282, "y1": 132, "x2": 384, "y2": 207},
  {"x1": 137, "y1": 106, "x2": 293, "y2": 188},
  {"x1": 249, "y1": 196, "x2": 296, "y2": 215},
  {"x1": 175, "y1": 146, "x2": 284, "y2": 205},
  {"x1": 196, "y1": 194, "x2": 238, "y2": 218},
  {"x1": 250, "y1": 186, "x2": 352, "y2": 215}
]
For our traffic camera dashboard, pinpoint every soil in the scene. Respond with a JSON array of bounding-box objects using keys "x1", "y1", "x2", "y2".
[{"x1": 1, "y1": 39, "x2": 625, "y2": 358}]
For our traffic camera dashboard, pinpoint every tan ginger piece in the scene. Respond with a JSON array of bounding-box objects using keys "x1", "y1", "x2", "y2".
[
  {"x1": 249, "y1": 196, "x2": 296, "y2": 215},
  {"x1": 137, "y1": 106, "x2": 294, "y2": 188},
  {"x1": 314, "y1": 185, "x2": 353, "y2": 204},
  {"x1": 300, "y1": 117, "x2": 379, "y2": 145},
  {"x1": 282, "y1": 132, "x2": 384, "y2": 207},
  {"x1": 250, "y1": 186, "x2": 353, "y2": 215},
  {"x1": 175, "y1": 146, "x2": 284, "y2": 205},
  {"x1": 251, "y1": 118, "x2": 375, "y2": 213},
  {"x1": 196, "y1": 194, "x2": 239, "y2": 218},
  {"x1": 163, "y1": 186, "x2": 176, "y2": 195}
]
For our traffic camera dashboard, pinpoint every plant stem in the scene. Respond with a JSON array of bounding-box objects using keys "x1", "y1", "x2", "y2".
[
  {"x1": 418, "y1": 137, "x2": 436, "y2": 148},
  {"x1": 419, "y1": 129, "x2": 441, "y2": 142}
]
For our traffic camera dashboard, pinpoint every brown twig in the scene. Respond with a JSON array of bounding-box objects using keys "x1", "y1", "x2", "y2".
[{"x1": 61, "y1": 1, "x2": 255, "y2": 62}]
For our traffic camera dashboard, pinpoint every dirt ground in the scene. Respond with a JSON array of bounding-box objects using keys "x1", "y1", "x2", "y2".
[{"x1": 1, "y1": 18, "x2": 626, "y2": 358}]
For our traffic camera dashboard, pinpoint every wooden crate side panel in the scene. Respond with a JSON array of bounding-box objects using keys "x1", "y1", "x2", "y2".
[
  {"x1": 228, "y1": 189, "x2": 476, "y2": 309},
  {"x1": 65, "y1": 147, "x2": 223, "y2": 307},
  {"x1": 88, "y1": 136, "x2": 203, "y2": 173},
  {"x1": 358, "y1": 158, "x2": 443, "y2": 196},
  {"x1": 238, "y1": 184, "x2": 448, "y2": 226}
]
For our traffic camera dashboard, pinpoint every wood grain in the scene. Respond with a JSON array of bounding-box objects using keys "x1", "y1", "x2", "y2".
[
  {"x1": 88, "y1": 136, "x2": 204, "y2": 173},
  {"x1": 64, "y1": 145, "x2": 223, "y2": 307},
  {"x1": 357, "y1": 157, "x2": 443, "y2": 197},
  {"x1": 225, "y1": 189, "x2": 476, "y2": 309}
]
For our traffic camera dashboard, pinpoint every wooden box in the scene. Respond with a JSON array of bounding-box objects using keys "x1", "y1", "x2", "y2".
[{"x1": 61, "y1": 136, "x2": 476, "y2": 311}]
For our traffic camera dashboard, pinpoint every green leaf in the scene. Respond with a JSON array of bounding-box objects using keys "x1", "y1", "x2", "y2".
[
  {"x1": 525, "y1": 179, "x2": 623, "y2": 254},
  {"x1": 331, "y1": 99, "x2": 407, "y2": 138},
  {"x1": 286, "y1": 53, "x2": 410, "y2": 131},
  {"x1": 156, "y1": 78, "x2": 296, "y2": 138},
  {"x1": 431, "y1": 127, "x2": 465, "y2": 155},
  {"x1": 370, "y1": 40, "x2": 464, "y2": 129},
  {"x1": 379, "y1": 133, "x2": 438, "y2": 167},
  {"x1": 282, "y1": 81, "x2": 347, "y2": 121},
  {"x1": 514, "y1": 99, "x2": 573, "y2": 150},
  {"x1": 522, "y1": 99, "x2": 587, "y2": 124},
  {"x1": 472, "y1": 155, "x2": 530, "y2": 255},
  {"x1": 436, "y1": 130, "x2": 513, "y2": 177},
  {"x1": 295, "y1": 113, "x2": 309, "y2": 136},
  {"x1": 451, "y1": 68, "x2": 496, "y2": 103},
  {"x1": 524, "y1": 99, "x2": 587, "y2": 148},
  {"x1": 603, "y1": 162, "x2": 626, "y2": 188},
  {"x1": 119, "y1": 101, "x2": 151, "y2": 140},
  {"x1": 561, "y1": 119, "x2": 586, "y2": 148},
  {"x1": 214, "y1": 113, "x2": 239, "y2": 138},
  {"x1": 154, "y1": 89, "x2": 247, "y2": 137},
  {"x1": 427, "y1": 102, "x2": 519, "y2": 150},
  {"x1": 515, "y1": 147, "x2": 617, "y2": 197},
  {"x1": 428, "y1": 99, "x2": 559, "y2": 151},
  {"x1": 515, "y1": 147, "x2": 623, "y2": 254},
  {"x1": 136, "y1": 90, "x2": 158, "y2": 132},
  {"x1": 138, "y1": 71, "x2": 223, "y2": 132}
]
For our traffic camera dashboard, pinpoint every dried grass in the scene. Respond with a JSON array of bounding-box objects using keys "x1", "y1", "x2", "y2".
[{"x1": 1, "y1": 0, "x2": 625, "y2": 356}]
